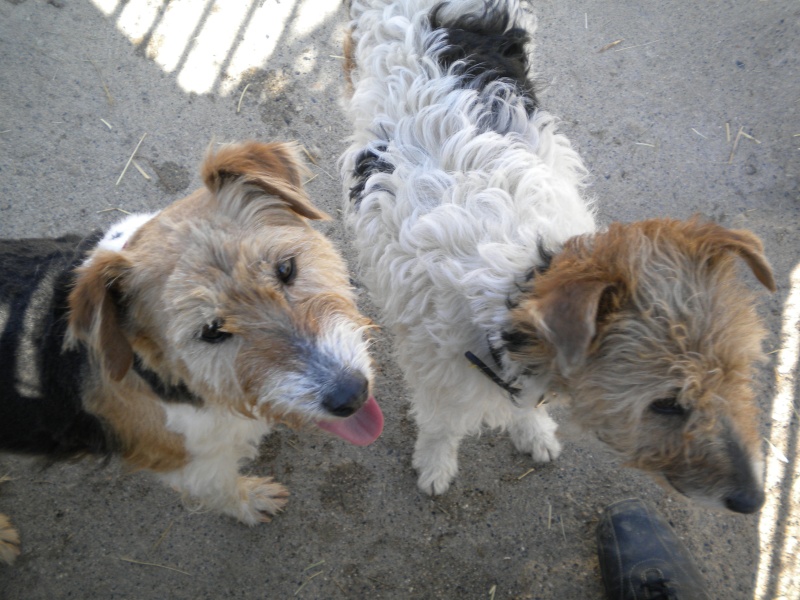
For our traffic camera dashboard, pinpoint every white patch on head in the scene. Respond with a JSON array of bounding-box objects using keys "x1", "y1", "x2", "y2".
[
  {"x1": 94, "y1": 211, "x2": 159, "y2": 256},
  {"x1": 318, "y1": 318, "x2": 374, "y2": 383}
]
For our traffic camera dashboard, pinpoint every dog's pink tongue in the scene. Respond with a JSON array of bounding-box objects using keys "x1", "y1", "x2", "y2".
[{"x1": 316, "y1": 396, "x2": 383, "y2": 446}]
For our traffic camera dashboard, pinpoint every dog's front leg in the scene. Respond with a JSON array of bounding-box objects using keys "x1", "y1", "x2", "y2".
[
  {"x1": 159, "y1": 406, "x2": 287, "y2": 525},
  {"x1": 413, "y1": 424, "x2": 462, "y2": 496},
  {"x1": 508, "y1": 403, "x2": 562, "y2": 463},
  {"x1": 409, "y1": 386, "x2": 473, "y2": 495}
]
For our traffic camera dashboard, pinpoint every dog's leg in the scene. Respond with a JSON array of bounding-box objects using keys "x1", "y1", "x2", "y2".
[
  {"x1": 413, "y1": 423, "x2": 463, "y2": 496},
  {"x1": 162, "y1": 451, "x2": 289, "y2": 526},
  {"x1": 410, "y1": 384, "x2": 480, "y2": 495},
  {"x1": 0, "y1": 514, "x2": 20, "y2": 564},
  {"x1": 159, "y1": 407, "x2": 288, "y2": 525},
  {"x1": 508, "y1": 404, "x2": 562, "y2": 462}
]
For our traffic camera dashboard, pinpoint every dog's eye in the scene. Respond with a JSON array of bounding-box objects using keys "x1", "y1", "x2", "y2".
[
  {"x1": 650, "y1": 397, "x2": 686, "y2": 416},
  {"x1": 276, "y1": 257, "x2": 297, "y2": 285},
  {"x1": 200, "y1": 319, "x2": 232, "y2": 344}
]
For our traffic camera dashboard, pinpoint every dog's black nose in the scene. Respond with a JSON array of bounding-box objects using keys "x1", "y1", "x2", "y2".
[
  {"x1": 322, "y1": 371, "x2": 369, "y2": 417},
  {"x1": 724, "y1": 487, "x2": 765, "y2": 514}
]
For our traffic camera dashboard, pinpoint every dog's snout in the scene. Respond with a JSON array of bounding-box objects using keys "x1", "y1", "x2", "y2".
[
  {"x1": 724, "y1": 487, "x2": 765, "y2": 514},
  {"x1": 721, "y1": 431, "x2": 765, "y2": 514},
  {"x1": 322, "y1": 371, "x2": 369, "y2": 417}
]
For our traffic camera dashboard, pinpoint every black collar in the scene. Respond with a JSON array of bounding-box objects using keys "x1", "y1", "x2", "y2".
[
  {"x1": 465, "y1": 350, "x2": 522, "y2": 404},
  {"x1": 132, "y1": 355, "x2": 203, "y2": 407}
]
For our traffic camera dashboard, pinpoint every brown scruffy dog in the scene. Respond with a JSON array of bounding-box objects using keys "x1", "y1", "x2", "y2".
[{"x1": 0, "y1": 141, "x2": 383, "y2": 564}]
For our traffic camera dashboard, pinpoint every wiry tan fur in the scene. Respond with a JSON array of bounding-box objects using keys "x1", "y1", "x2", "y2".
[
  {"x1": 1, "y1": 141, "x2": 379, "y2": 562},
  {"x1": 507, "y1": 217, "x2": 774, "y2": 508}
]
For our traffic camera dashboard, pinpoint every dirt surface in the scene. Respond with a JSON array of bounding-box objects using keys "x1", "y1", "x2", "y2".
[{"x1": 1, "y1": 1, "x2": 798, "y2": 599}]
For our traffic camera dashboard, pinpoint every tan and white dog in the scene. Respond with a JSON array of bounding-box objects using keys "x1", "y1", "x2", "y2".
[{"x1": 0, "y1": 141, "x2": 383, "y2": 564}]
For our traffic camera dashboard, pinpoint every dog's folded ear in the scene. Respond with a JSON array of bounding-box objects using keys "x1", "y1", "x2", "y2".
[
  {"x1": 68, "y1": 251, "x2": 134, "y2": 382},
  {"x1": 688, "y1": 219, "x2": 776, "y2": 292},
  {"x1": 201, "y1": 141, "x2": 330, "y2": 221},
  {"x1": 529, "y1": 279, "x2": 612, "y2": 376}
]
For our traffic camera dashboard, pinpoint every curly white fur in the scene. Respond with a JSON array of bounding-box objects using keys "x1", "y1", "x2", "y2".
[{"x1": 342, "y1": 0, "x2": 596, "y2": 493}]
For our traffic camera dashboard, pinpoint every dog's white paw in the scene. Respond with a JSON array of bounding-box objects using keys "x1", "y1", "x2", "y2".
[
  {"x1": 510, "y1": 409, "x2": 562, "y2": 463},
  {"x1": 415, "y1": 462, "x2": 457, "y2": 496},
  {"x1": 526, "y1": 431, "x2": 562, "y2": 462},
  {"x1": 235, "y1": 476, "x2": 289, "y2": 525},
  {"x1": 0, "y1": 514, "x2": 20, "y2": 565},
  {"x1": 413, "y1": 441, "x2": 459, "y2": 496}
]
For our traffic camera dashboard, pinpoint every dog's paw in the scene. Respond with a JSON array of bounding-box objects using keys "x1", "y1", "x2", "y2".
[
  {"x1": 510, "y1": 409, "x2": 562, "y2": 463},
  {"x1": 413, "y1": 448, "x2": 458, "y2": 496},
  {"x1": 526, "y1": 432, "x2": 562, "y2": 463},
  {"x1": 235, "y1": 476, "x2": 289, "y2": 525},
  {"x1": 416, "y1": 465, "x2": 456, "y2": 496},
  {"x1": 0, "y1": 514, "x2": 20, "y2": 565}
]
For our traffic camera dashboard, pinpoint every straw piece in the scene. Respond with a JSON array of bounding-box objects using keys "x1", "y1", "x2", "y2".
[
  {"x1": 118, "y1": 556, "x2": 189, "y2": 575},
  {"x1": 96, "y1": 207, "x2": 132, "y2": 215},
  {"x1": 517, "y1": 468, "x2": 536, "y2": 480},
  {"x1": 151, "y1": 519, "x2": 175, "y2": 551},
  {"x1": 132, "y1": 159, "x2": 151, "y2": 181},
  {"x1": 237, "y1": 83, "x2": 251, "y2": 114},
  {"x1": 294, "y1": 571, "x2": 323, "y2": 596},
  {"x1": 598, "y1": 39, "x2": 623, "y2": 53},
  {"x1": 728, "y1": 126, "x2": 744, "y2": 163},
  {"x1": 614, "y1": 40, "x2": 661, "y2": 52},
  {"x1": 88, "y1": 60, "x2": 114, "y2": 106},
  {"x1": 765, "y1": 438, "x2": 789, "y2": 464},
  {"x1": 740, "y1": 132, "x2": 761, "y2": 144},
  {"x1": 304, "y1": 560, "x2": 325, "y2": 572},
  {"x1": 116, "y1": 133, "x2": 147, "y2": 186}
]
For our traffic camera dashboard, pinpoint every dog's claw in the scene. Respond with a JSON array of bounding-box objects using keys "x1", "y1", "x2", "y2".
[
  {"x1": 237, "y1": 476, "x2": 290, "y2": 525},
  {"x1": 0, "y1": 514, "x2": 20, "y2": 565}
]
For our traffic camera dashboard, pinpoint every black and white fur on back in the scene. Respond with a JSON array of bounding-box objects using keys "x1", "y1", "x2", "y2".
[
  {"x1": 0, "y1": 234, "x2": 112, "y2": 458},
  {"x1": 342, "y1": 0, "x2": 596, "y2": 494}
]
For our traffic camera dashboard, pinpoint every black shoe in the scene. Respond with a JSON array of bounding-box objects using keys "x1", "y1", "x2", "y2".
[{"x1": 596, "y1": 498, "x2": 711, "y2": 600}]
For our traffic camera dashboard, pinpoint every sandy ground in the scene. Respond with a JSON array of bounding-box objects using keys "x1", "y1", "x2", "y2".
[{"x1": 1, "y1": 1, "x2": 798, "y2": 598}]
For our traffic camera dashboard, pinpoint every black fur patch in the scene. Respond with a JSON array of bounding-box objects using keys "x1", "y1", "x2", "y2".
[
  {"x1": 349, "y1": 144, "x2": 394, "y2": 207},
  {"x1": 532, "y1": 240, "x2": 555, "y2": 277},
  {"x1": 505, "y1": 242, "x2": 556, "y2": 310},
  {"x1": 501, "y1": 328, "x2": 533, "y2": 354},
  {"x1": 429, "y1": 2, "x2": 538, "y2": 113},
  {"x1": 132, "y1": 355, "x2": 203, "y2": 407},
  {"x1": 0, "y1": 232, "x2": 117, "y2": 458}
]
